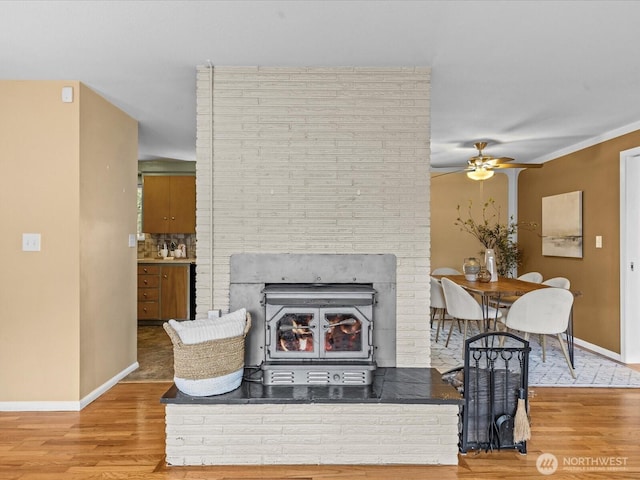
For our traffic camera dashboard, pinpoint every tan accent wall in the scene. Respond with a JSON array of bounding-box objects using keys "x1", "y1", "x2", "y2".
[
  {"x1": 430, "y1": 172, "x2": 509, "y2": 272},
  {"x1": 78, "y1": 84, "x2": 138, "y2": 398},
  {"x1": 0, "y1": 81, "x2": 137, "y2": 403},
  {"x1": 518, "y1": 130, "x2": 640, "y2": 353}
]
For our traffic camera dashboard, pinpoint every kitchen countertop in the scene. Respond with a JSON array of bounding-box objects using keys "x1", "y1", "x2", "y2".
[{"x1": 138, "y1": 258, "x2": 195, "y2": 264}]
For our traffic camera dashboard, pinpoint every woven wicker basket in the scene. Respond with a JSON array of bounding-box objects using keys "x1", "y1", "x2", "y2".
[{"x1": 163, "y1": 312, "x2": 251, "y2": 388}]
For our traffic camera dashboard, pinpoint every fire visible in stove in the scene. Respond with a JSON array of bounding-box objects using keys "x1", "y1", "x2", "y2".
[
  {"x1": 262, "y1": 284, "x2": 376, "y2": 385},
  {"x1": 325, "y1": 314, "x2": 362, "y2": 352},
  {"x1": 276, "y1": 314, "x2": 314, "y2": 352},
  {"x1": 275, "y1": 313, "x2": 363, "y2": 353}
]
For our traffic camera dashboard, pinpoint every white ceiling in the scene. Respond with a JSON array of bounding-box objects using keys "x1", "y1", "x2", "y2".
[{"x1": 3, "y1": 1, "x2": 640, "y2": 169}]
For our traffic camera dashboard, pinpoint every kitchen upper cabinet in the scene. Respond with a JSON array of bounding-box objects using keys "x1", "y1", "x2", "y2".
[{"x1": 142, "y1": 175, "x2": 195, "y2": 233}]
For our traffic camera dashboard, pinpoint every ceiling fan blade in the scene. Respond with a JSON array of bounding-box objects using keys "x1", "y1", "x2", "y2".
[
  {"x1": 492, "y1": 163, "x2": 543, "y2": 169},
  {"x1": 493, "y1": 156, "x2": 515, "y2": 163},
  {"x1": 431, "y1": 169, "x2": 467, "y2": 178}
]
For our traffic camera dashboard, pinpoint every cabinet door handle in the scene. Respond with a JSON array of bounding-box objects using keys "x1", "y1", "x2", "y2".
[
  {"x1": 171, "y1": 216, "x2": 175, "y2": 220},
  {"x1": 163, "y1": 274, "x2": 168, "y2": 279},
  {"x1": 143, "y1": 307, "x2": 147, "y2": 312},
  {"x1": 143, "y1": 279, "x2": 148, "y2": 285},
  {"x1": 163, "y1": 216, "x2": 168, "y2": 220},
  {"x1": 143, "y1": 268, "x2": 148, "y2": 273},
  {"x1": 143, "y1": 292, "x2": 147, "y2": 298}
]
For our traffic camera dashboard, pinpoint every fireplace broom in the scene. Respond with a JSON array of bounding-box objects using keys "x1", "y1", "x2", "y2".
[{"x1": 513, "y1": 387, "x2": 530, "y2": 443}]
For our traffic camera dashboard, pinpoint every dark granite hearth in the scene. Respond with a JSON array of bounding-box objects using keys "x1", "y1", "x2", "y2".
[{"x1": 161, "y1": 367, "x2": 462, "y2": 405}]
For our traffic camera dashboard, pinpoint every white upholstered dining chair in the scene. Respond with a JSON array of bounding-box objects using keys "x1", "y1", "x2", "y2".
[
  {"x1": 430, "y1": 276, "x2": 460, "y2": 342},
  {"x1": 516, "y1": 271, "x2": 543, "y2": 283},
  {"x1": 542, "y1": 276, "x2": 571, "y2": 289},
  {"x1": 432, "y1": 267, "x2": 462, "y2": 275},
  {"x1": 499, "y1": 287, "x2": 576, "y2": 378},
  {"x1": 440, "y1": 277, "x2": 502, "y2": 354}
]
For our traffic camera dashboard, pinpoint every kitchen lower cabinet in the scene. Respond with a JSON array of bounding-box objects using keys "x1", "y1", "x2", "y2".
[
  {"x1": 160, "y1": 264, "x2": 189, "y2": 320},
  {"x1": 138, "y1": 263, "x2": 190, "y2": 320},
  {"x1": 138, "y1": 265, "x2": 160, "y2": 320}
]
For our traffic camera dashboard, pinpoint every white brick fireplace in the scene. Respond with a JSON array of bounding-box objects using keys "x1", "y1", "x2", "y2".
[
  {"x1": 168, "y1": 66, "x2": 453, "y2": 466},
  {"x1": 194, "y1": 65, "x2": 431, "y2": 367}
]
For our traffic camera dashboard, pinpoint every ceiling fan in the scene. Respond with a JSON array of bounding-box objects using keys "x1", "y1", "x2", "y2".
[{"x1": 464, "y1": 141, "x2": 543, "y2": 180}]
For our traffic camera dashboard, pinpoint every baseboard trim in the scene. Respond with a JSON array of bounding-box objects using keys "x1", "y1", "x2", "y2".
[
  {"x1": 573, "y1": 337, "x2": 622, "y2": 362},
  {"x1": 79, "y1": 362, "x2": 140, "y2": 410},
  {"x1": 0, "y1": 362, "x2": 139, "y2": 412}
]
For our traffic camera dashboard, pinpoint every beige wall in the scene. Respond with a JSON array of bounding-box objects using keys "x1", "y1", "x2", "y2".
[
  {"x1": 518, "y1": 130, "x2": 640, "y2": 353},
  {"x1": 78, "y1": 84, "x2": 138, "y2": 398},
  {"x1": 0, "y1": 81, "x2": 137, "y2": 405},
  {"x1": 430, "y1": 172, "x2": 509, "y2": 272}
]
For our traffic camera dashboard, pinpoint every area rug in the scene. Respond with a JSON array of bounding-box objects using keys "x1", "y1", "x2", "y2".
[
  {"x1": 431, "y1": 322, "x2": 640, "y2": 387},
  {"x1": 121, "y1": 324, "x2": 174, "y2": 382}
]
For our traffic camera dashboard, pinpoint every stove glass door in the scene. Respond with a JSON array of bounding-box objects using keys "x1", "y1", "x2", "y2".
[
  {"x1": 267, "y1": 307, "x2": 318, "y2": 359},
  {"x1": 320, "y1": 307, "x2": 370, "y2": 359}
]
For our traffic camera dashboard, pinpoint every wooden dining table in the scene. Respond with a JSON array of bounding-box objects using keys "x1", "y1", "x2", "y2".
[{"x1": 434, "y1": 274, "x2": 578, "y2": 367}]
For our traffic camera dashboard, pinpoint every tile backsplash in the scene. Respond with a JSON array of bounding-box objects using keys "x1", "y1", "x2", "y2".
[{"x1": 137, "y1": 233, "x2": 196, "y2": 259}]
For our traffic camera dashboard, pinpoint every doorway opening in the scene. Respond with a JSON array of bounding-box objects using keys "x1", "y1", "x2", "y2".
[{"x1": 619, "y1": 146, "x2": 640, "y2": 363}]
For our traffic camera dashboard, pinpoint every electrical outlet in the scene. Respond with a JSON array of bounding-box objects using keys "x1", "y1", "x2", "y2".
[{"x1": 61, "y1": 86, "x2": 73, "y2": 103}]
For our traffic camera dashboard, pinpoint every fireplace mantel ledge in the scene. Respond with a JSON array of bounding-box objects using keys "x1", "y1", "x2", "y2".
[{"x1": 161, "y1": 367, "x2": 462, "y2": 405}]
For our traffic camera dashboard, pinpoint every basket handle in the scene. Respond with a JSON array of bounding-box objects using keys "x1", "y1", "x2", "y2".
[{"x1": 163, "y1": 322, "x2": 184, "y2": 347}]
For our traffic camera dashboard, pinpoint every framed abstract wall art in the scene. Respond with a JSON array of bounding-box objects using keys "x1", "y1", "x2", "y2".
[{"x1": 541, "y1": 191, "x2": 583, "y2": 258}]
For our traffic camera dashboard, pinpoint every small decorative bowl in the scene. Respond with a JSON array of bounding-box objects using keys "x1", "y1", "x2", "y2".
[{"x1": 477, "y1": 268, "x2": 492, "y2": 283}]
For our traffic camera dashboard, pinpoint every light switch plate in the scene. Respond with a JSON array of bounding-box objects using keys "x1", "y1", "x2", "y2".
[
  {"x1": 128, "y1": 233, "x2": 137, "y2": 248},
  {"x1": 22, "y1": 233, "x2": 41, "y2": 251},
  {"x1": 596, "y1": 235, "x2": 603, "y2": 248}
]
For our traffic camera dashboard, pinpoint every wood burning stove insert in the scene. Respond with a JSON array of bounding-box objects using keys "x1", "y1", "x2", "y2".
[{"x1": 261, "y1": 283, "x2": 377, "y2": 385}]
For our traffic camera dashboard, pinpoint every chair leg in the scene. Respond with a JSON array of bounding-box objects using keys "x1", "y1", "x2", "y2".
[
  {"x1": 557, "y1": 333, "x2": 577, "y2": 379},
  {"x1": 499, "y1": 324, "x2": 508, "y2": 346},
  {"x1": 435, "y1": 309, "x2": 444, "y2": 342},
  {"x1": 430, "y1": 307, "x2": 436, "y2": 327},
  {"x1": 445, "y1": 316, "x2": 456, "y2": 347},
  {"x1": 461, "y1": 320, "x2": 469, "y2": 355}
]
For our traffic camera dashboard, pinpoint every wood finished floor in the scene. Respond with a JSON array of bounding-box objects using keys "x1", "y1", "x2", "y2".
[{"x1": 1, "y1": 383, "x2": 639, "y2": 479}]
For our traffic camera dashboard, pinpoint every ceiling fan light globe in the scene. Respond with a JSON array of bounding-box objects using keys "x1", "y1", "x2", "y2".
[{"x1": 467, "y1": 167, "x2": 494, "y2": 181}]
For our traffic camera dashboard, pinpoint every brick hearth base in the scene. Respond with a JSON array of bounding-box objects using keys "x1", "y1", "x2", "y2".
[{"x1": 162, "y1": 368, "x2": 462, "y2": 465}]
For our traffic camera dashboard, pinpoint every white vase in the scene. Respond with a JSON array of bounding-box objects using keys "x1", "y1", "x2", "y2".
[{"x1": 484, "y1": 248, "x2": 498, "y2": 282}]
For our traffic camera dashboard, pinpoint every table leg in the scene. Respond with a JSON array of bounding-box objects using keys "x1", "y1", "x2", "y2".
[{"x1": 566, "y1": 306, "x2": 575, "y2": 368}]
